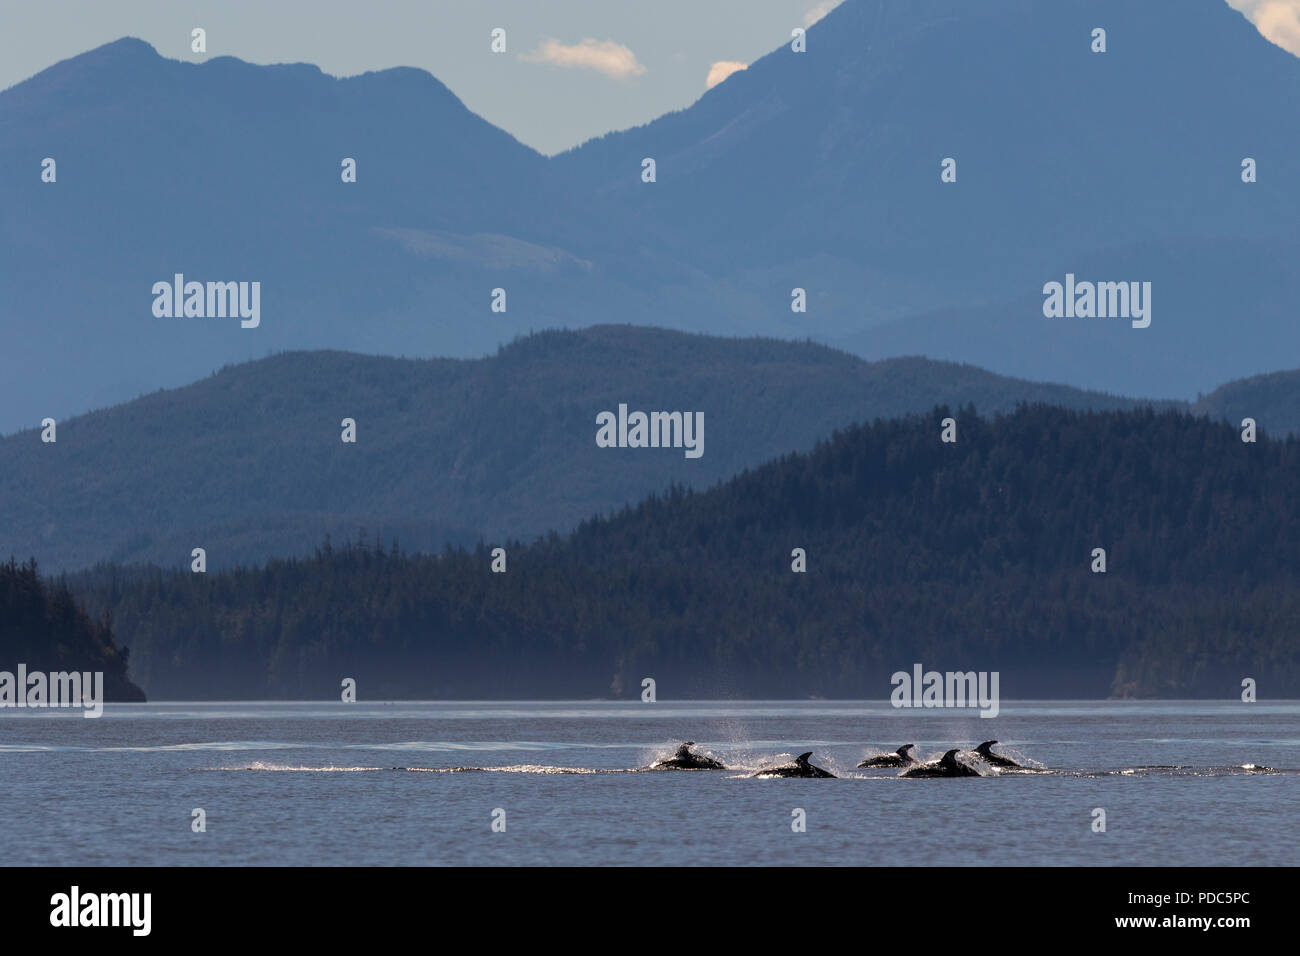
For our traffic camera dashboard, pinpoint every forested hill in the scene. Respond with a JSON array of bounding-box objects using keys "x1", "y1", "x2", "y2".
[
  {"x1": 1, "y1": 560, "x2": 145, "y2": 702},
  {"x1": 0, "y1": 326, "x2": 1164, "y2": 572},
  {"x1": 1192, "y1": 368, "x2": 1300, "y2": 438},
  {"x1": 67, "y1": 404, "x2": 1299, "y2": 701}
]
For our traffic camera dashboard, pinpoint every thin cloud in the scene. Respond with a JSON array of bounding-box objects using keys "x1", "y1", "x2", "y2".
[
  {"x1": 1226, "y1": 0, "x2": 1300, "y2": 56},
  {"x1": 804, "y1": 0, "x2": 844, "y2": 28},
  {"x1": 520, "y1": 38, "x2": 647, "y2": 80},
  {"x1": 706, "y1": 60, "x2": 747, "y2": 90}
]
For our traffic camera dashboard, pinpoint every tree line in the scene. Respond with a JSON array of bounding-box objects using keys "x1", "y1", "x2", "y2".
[{"x1": 55, "y1": 404, "x2": 1299, "y2": 700}]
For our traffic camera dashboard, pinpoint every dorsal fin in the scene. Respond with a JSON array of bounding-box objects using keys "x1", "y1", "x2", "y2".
[
  {"x1": 976, "y1": 740, "x2": 997, "y2": 754},
  {"x1": 897, "y1": 743, "x2": 915, "y2": 755},
  {"x1": 942, "y1": 748, "x2": 961, "y2": 764},
  {"x1": 796, "y1": 751, "x2": 813, "y2": 764}
]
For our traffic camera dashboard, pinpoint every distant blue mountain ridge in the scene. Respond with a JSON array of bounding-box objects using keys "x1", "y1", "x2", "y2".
[{"x1": 1, "y1": 0, "x2": 1297, "y2": 434}]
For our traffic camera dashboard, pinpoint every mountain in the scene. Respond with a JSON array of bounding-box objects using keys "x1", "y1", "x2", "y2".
[
  {"x1": 554, "y1": 0, "x2": 1300, "y2": 395},
  {"x1": 841, "y1": 235, "x2": 1300, "y2": 398},
  {"x1": 1192, "y1": 368, "x2": 1300, "y2": 438},
  {"x1": 0, "y1": 326, "x2": 1166, "y2": 572},
  {"x1": 68, "y1": 404, "x2": 1300, "y2": 700},
  {"x1": 0, "y1": 36, "x2": 624, "y2": 433},
  {"x1": 3, "y1": 0, "x2": 1299, "y2": 433},
  {"x1": 1, "y1": 559, "x2": 145, "y2": 702}
]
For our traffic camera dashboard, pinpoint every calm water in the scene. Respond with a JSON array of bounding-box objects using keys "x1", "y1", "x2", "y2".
[{"x1": 1, "y1": 701, "x2": 1295, "y2": 866}]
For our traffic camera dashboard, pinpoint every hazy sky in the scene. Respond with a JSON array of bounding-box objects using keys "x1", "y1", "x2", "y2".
[{"x1": 0, "y1": 0, "x2": 1295, "y2": 155}]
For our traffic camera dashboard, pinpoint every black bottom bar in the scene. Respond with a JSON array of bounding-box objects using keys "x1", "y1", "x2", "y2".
[{"x1": 1, "y1": 866, "x2": 1272, "y2": 942}]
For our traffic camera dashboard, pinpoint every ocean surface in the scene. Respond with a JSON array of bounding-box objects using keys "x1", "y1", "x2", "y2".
[{"x1": 1, "y1": 700, "x2": 1295, "y2": 866}]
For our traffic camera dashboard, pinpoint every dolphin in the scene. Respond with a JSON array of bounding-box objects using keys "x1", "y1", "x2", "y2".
[
  {"x1": 857, "y1": 743, "x2": 917, "y2": 768},
  {"x1": 901, "y1": 748, "x2": 983, "y2": 778},
  {"x1": 974, "y1": 740, "x2": 1022, "y2": 768},
  {"x1": 751, "y1": 751, "x2": 836, "y2": 778},
  {"x1": 647, "y1": 742, "x2": 726, "y2": 770}
]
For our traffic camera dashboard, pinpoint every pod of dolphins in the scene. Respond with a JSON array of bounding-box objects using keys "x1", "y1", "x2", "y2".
[{"x1": 647, "y1": 740, "x2": 1028, "y2": 777}]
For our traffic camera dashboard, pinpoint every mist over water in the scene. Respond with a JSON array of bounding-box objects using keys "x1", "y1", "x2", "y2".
[{"x1": 2, "y1": 700, "x2": 1295, "y2": 866}]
